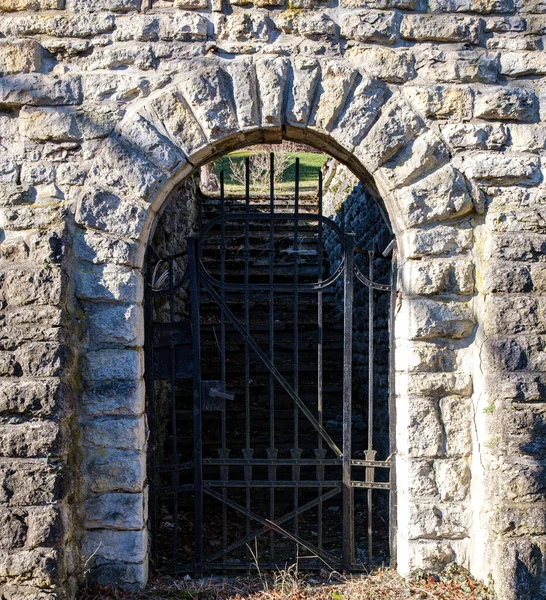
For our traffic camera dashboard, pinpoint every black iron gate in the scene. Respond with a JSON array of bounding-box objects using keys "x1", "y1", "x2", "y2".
[{"x1": 145, "y1": 155, "x2": 396, "y2": 575}]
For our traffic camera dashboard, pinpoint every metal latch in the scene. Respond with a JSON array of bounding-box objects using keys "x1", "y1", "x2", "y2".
[{"x1": 201, "y1": 380, "x2": 235, "y2": 411}]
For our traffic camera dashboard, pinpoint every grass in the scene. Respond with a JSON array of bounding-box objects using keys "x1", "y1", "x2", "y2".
[
  {"x1": 80, "y1": 564, "x2": 496, "y2": 600},
  {"x1": 212, "y1": 151, "x2": 328, "y2": 196}
]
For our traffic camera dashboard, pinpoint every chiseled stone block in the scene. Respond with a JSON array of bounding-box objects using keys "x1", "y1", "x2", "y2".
[
  {"x1": 84, "y1": 448, "x2": 145, "y2": 493},
  {"x1": 340, "y1": 10, "x2": 398, "y2": 45},
  {"x1": 401, "y1": 14, "x2": 482, "y2": 45},
  {"x1": 475, "y1": 87, "x2": 538, "y2": 122},
  {"x1": 82, "y1": 379, "x2": 145, "y2": 418},
  {"x1": 0, "y1": 0, "x2": 63, "y2": 9},
  {"x1": 406, "y1": 298, "x2": 475, "y2": 340},
  {"x1": 0, "y1": 40, "x2": 42, "y2": 76},
  {"x1": 85, "y1": 493, "x2": 144, "y2": 530},
  {"x1": 82, "y1": 416, "x2": 145, "y2": 451},
  {"x1": 82, "y1": 529, "x2": 147, "y2": 564}
]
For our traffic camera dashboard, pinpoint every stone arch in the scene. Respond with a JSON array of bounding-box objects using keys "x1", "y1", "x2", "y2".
[
  {"x1": 75, "y1": 57, "x2": 482, "y2": 589},
  {"x1": 76, "y1": 57, "x2": 477, "y2": 266}
]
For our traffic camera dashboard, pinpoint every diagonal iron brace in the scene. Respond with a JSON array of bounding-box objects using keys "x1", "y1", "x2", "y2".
[
  {"x1": 203, "y1": 485, "x2": 342, "y2": 563},
  {"x1": 200, "y1": 279, "x2": 343, "y2": 458},
  {"x1": 204, "y1": 486, "x2": 341, "y2": 567}
]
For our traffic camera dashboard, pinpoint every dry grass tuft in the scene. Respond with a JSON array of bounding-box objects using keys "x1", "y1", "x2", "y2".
[{"x1": 80, "y1": 564, "x2": 496, "y2": 600}]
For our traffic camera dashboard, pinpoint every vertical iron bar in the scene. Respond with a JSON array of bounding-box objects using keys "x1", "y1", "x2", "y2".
[
  {"x1": 144, "y1": 252, "x2": 158, "y2": 569},
  {"x1": 293, "y1": 157, "x2": 300, "y2": 538},
  {"x1": 168, "y1": 257, "x2": 179, "y2": 570},
  {"x1": 220, "y1": 171, "x2": 228, "y2": 563},
  {"x1": 367, "y1": 252, "x2": 375, "y2": 564},
  {"x1": 244, "y1": 157, "x2": 251, "y2": 544},
  {"x1": 188, "y1": 239, "x2": 203, "y2": 576},
  {"x1": 389, "y1": 245, "x2": 398, "y2": 568},
  {"x1": 269, "y1": 152, "x2": 276, "y2": 559},
  {"x1": 342, "y1": 233, "x2": 355, "y2": 571},
  {"x1": 317, "y1": 169, "x2": 324, "y2": 550}
]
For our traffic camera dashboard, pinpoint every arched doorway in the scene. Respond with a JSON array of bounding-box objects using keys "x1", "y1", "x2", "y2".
[{"x1": 144, "y1": 143, "x2": 395, "y2": 575}]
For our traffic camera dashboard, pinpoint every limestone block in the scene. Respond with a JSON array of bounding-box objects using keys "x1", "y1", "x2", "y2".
[
  {"x1": 429, "y1": 0, "x2": 514, "y2": 11},
  {"x1": 340, "y1": 0, "x2": 417, "y2": 7},
  {"x1": 457, "y1": 152, "x2": 541, "y2": 185},
  {"x1": 486, "y1": 336, "x2": 546, "y2": 372},
  {"x1": 440, "y1": 397, "x2": 472, "y2": 457},
  {"x1": 83, "y1": 529, "x2": 147, "y2": 564},
  {"x1": 0, "y1": 421, "x2": 62, "y2": 458},
  {"x1": 84, "y1": 349, "x2": 143, "y2": 382},
  {"x1": 76, "y1": 188, "x2": 147, "y2": 241},
  {"x1": 178, "y1": 66, "x2": 238, "y2": 140},
  {"x1": 4, "y1": 268, "x2": 66, "y2": 308},
  {"x1": 150, "y1": 88, "x2": 208, "y2": 158},
  {"x1": 226, "y1": 58, "x2": 258, "y2": 130},
  {"x1": 330, "y1": 76, "x2": 385, "y2": 150},
  {"x1": 297, "y1": 13, "x2": 337, "y2": 39},
  {"x1": 485, "y1": 296, "x2": 542, "y2": 335},
  {"x1": 475, "y1": 87, "x2": 538, "y2": 122},
  {"x1": 120, "y1": 114, "x2": 185, "y2": 171},
  {"x1": 0, "y1": 75, "x2": 82, "y2": 107},
  {"x1": 0, "y1": 0, "x2": 62, "y2": 9},
  {"x1": 0, "y1": 459, "x2": 64, "y2": 506},
  {"x1": 83, "y1": 73, "x2": 170, "y2": 104},
  {"x1": 401, "y1": 14, "x2": 482, "y2": 45},
  {"x1": 397, "y1": 166, "x2": 473, "y2": 228},
  {"x1": 0, "y1": 40, "x2": 42, "y2": 76},
  {"x1": 407, "y1": 459, "x2": 438, "y2": 497},
  {"x1": 256, "y1": 57, "x2": 289, "y2": 128},
  {"x1": 85, "y1": 303, "x2": 142, "y2": 347},
  {"x1": 441, "y1": 122, "x2": 508, "y2": 150},
  {"x1": 378, "y1": 131, "x2": 450, "y2": 190},
  {"x1": 82, "y1": 417, "x2": 145, "y2": 451},
  {"x1": 75, "y1": 264, "x2": 142, "y2": 303},
  {"x1": 496, "y1": 505, "x2": 546, "y2": 538},
  {"x1": 286, "y1": 58, "x2": 320, "y2": 127},
  {"x1": 309, "y1": 62, "x2": 358, "y2": 132},
  {"x1": 407, "y1": 298, "x2": 475, "y2": 340},
  {"x1": 86, "y1": 561, "x2": 147, "y2": 591},
  {"x1": 408, "y1": 502, "x2": 470, "y2": 540},
  {"x1": 406, "y1": 85, "x2": 474, "y2": 121},
  {"x1": 499, "y1": 460, "x2": 546, "y2": 503},
  {"x1": 85, "y1": 493, "x2": 144, "y2": 530},
  {"x1": 340, "y1": 10, "x2": 398, "y2": 44},
  {"x1": 402, "y1": 259, "x2": 474, "y2": 296},
  {"x1": 0, "y1": 549, "x2": 59, "y2": 587},
  {"x1": 0, "y1": 14, "x2": 115, "y2": 37},
  {"x1": 509, "y1": 124, "x2": 546, "y2": 152},
  {"x1": 407, "y1": 397, "x2": 443, "y2": 457},
  {"x1": 2, "y1": 204, "x2": 66, "y2": 232},
  {"x1": 489, "y1": 232, "x2": 546, "y2": 262},
  {"x1": 405, "y1": 224, "x2": 473, "y2": 259},
  {"x1": 175, "y1": 0, "x2": 208, "y2": 7},
  {"x1": 500, "y1": 51, "x2": 546, "y2": 76},
  {"x1": 0, "y1": 379, "x2": 66, "y2": 418},
  {"x1": 0, "y1": 510, "x2": 27, "y2": 550},
  {"x1": 67, "y1": 0, "x2": 140, "y2": 10},
  {"x1": 87, "y1": 44, "x2": 155, "y2": 72},
  {"x1": 114, "y1": 15, "x2": 160, "y2": 42},
  {"x1": 499, "y1": 403, "x2": 546, "y2": 459},
  {"x1": 482, "y1": 261, "x2": 533, "y2": 293},
  {"x1": 345, "y1": 46, "x2": 416, "y2": 83},
  {"x1": 416, "y1": 49, "x2": 498, "y2": 84},
  {"x1": 398, "y1": 343, "x2": 457, "y2": 373},
  {"x1": 73, "y1": 231, "x2": 138, "y2": 268},
  {"x1": 216, "y1": 13, "x2": 271, "y2": 42},
  {"x1": 407, "y1": 372, "x2": 473, "y2": 397},
  {"x1": 84, "y1": 448, "x2": 145, "y2": 493},
  {"x1": 20, "y1": 107, "x2": 115, "y2": 143},
  {"x1": 82, "y1": 380, "x2": 145, "y2": 418},
  {"x1": 434, "y1": 458, "x2": 470, "y2": 501},
  {"x1": 17, "y1": 342, "x2": 69, "y2": 378},
  {"x1": 407, "y1": 540, "x2": 462, "y2": 572},
  {"x1": 89, "y1": 138, "x2": 164, "y2": 200},
  {"x1": 355, "y1": 98, "x2": 423, "y2": 171}
]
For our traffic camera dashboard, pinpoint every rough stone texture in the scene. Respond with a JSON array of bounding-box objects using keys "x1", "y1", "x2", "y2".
[{"x1": 0, "y1": 1, "x2": 543, "y2": 598}]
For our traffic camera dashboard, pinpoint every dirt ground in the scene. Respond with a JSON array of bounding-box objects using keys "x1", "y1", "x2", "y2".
[{"x1": 80, "y1": 564, "x2": 496, "y2": 600}]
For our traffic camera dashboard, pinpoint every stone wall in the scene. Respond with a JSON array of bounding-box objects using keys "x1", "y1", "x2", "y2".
[{"x1": 0, "y1": 0, "x2": 545, "y2": 598}]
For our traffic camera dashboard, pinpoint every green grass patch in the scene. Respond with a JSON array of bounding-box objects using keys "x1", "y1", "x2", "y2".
[{"x1": 213, "y1": 150, "x2": 328, "y2": 195}]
